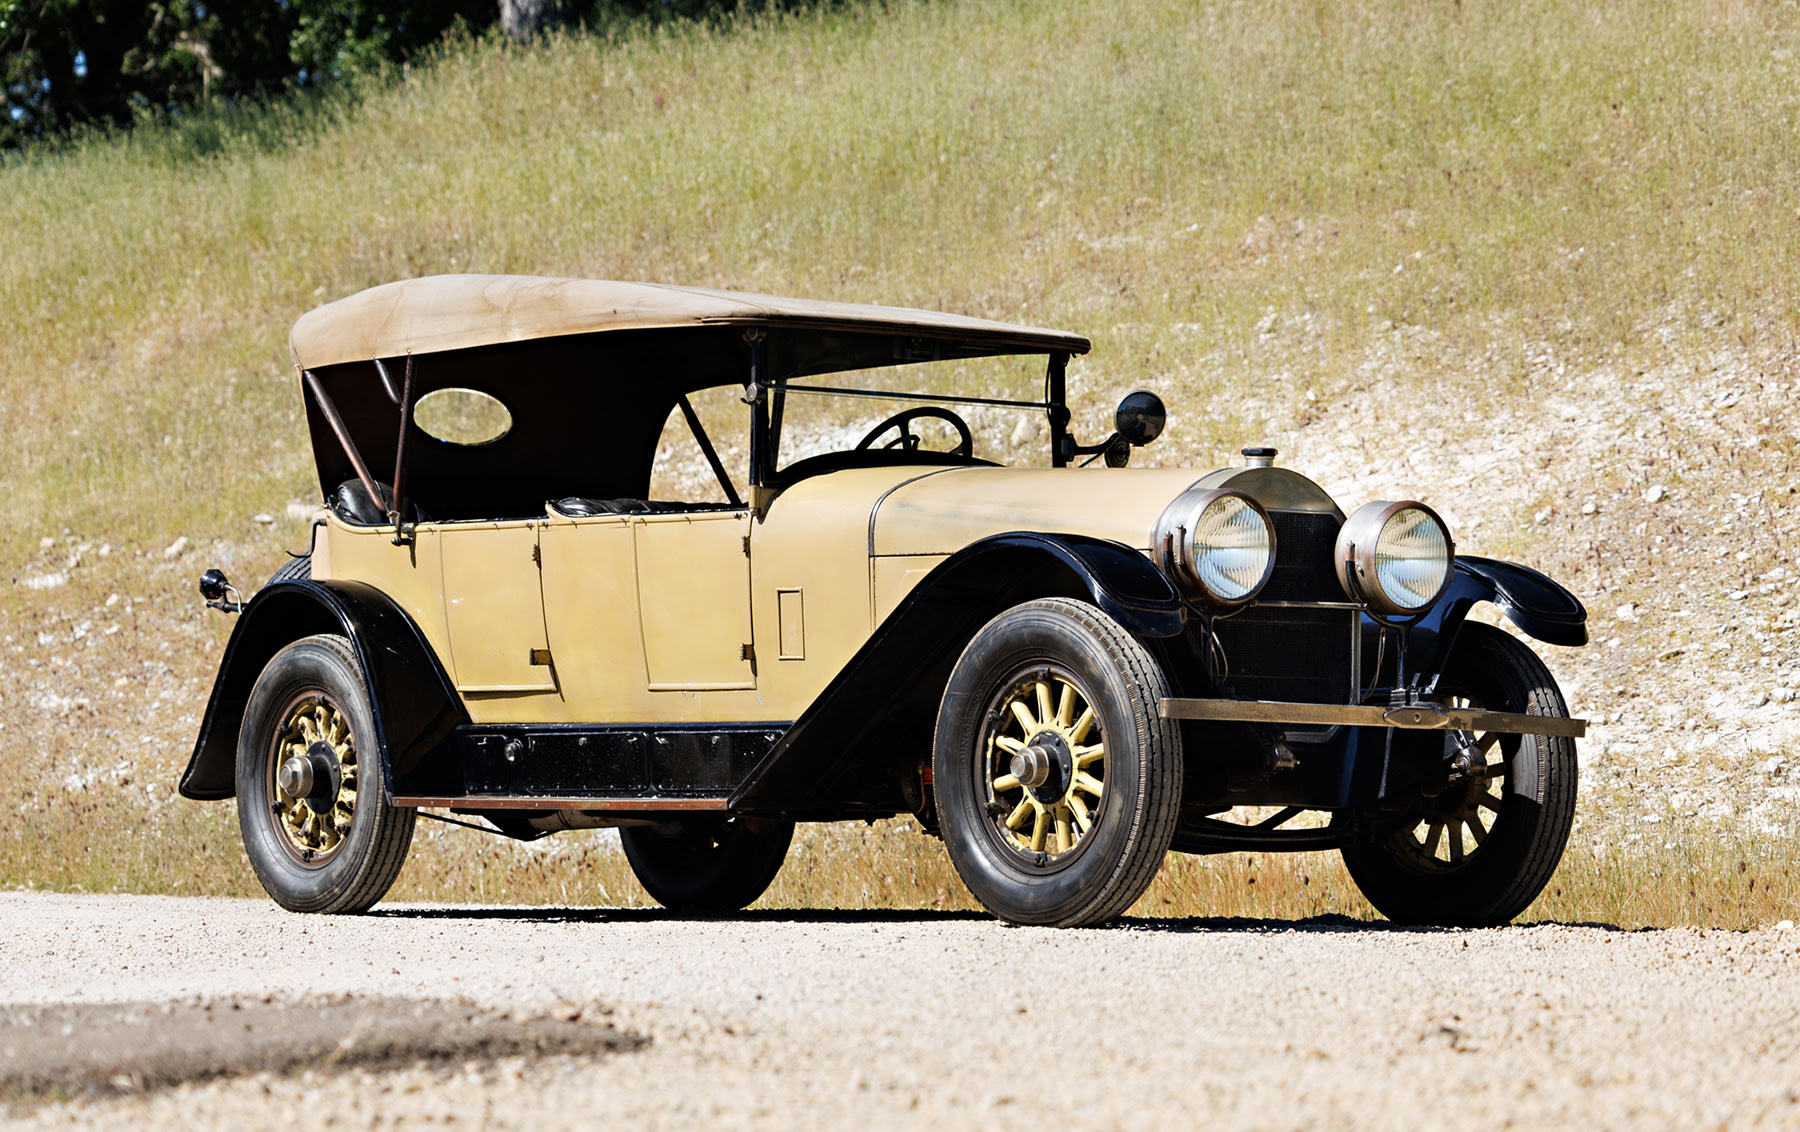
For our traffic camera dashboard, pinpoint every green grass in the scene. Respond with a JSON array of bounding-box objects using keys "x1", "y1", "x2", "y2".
[
  {"x1": 3, "y1": 0, "x2": 1796, "y2": 566},
  {"x1": 3, "y1": 0, "x2": 1800, "y2": 925}
]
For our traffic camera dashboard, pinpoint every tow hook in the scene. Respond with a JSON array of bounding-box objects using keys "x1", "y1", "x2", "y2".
[{"x1": 199, "y1": 568, "x2": 243, "y2": 614}]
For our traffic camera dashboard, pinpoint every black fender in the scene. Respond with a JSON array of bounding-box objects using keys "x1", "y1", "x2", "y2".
[
  {"x1": 729, "y1": 532, "x2": 1182, "y2": 813},
  {"x1": 178, "y1": 580, "x2": 466, "y2": 801},
  {"x1": 1407, "y1": 556, "x2": 1588, "y2": 679}
]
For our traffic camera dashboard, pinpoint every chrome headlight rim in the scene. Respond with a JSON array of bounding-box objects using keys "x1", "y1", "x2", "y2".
[
  {"x1": 1154, "y1": 488, "x2": 1278, "y2": 609},
  {"x1": 1335, "y1": 499, "x2": 1455, "y2": 618}
]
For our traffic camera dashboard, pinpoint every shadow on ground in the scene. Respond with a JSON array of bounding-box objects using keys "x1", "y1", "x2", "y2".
[{"x1": 369, "y1": 904, "x2": 1629, "y2": 933}]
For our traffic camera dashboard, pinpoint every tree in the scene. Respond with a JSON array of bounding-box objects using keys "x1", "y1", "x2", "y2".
[
  {"x1": 1, "y1": 0, "x2": 489, "y2": 148},
  {"x1": 0, "y1": 0, "x2": 826, "y2": 148}
]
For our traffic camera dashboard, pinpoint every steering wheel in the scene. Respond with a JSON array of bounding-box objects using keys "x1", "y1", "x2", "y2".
[{"x1": 854, "y1": 406, "x2": 974, "y2": 459}]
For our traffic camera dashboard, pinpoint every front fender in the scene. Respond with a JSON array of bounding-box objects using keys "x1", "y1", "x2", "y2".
[
  {"x1": 728, "y1": 531, "x2": 1182, "y2": 812},
  {"x1": 1407, "y1": 557, "x2": 1588, "y2": 679},
  {"x1": 956, "y1": 532, "x2": 1186, "y2": 638},
  {"x1": 178, "y1": 580, "x2": 464, "y2": 801}
]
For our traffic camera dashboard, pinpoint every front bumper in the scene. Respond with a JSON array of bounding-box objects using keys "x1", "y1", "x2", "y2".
[{"x1": 1158, "y1": 698, "x2": 1587, "y2": 738}]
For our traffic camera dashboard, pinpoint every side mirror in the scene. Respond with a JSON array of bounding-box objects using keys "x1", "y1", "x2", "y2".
[{"x1": 1115, "y1": 390, "x2": 1167, "y2": 447}]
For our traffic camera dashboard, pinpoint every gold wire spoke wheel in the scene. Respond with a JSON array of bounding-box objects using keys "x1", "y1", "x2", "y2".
[
  {"x1": 984, "y1": 670, "x2": 1105, "y2": 862},
  {"x1": 1393, "y1": 694, "x2": 1510, "y2": 871},
  {"x1": 267, "y1": 693, "x2": 360, "y2": 865}
]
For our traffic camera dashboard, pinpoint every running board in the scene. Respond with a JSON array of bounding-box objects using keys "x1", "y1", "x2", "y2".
[
  {"x1": 393, "y1": 796, "x2": 730, "y2": 811},
  {"x1": 1158, "y1": 698, "x2": 1587, "y2": 738}
]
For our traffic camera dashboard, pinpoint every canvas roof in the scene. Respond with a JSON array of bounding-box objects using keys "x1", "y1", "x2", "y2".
[{"x1": 289, "y1": 275, "x2": 1091, "y2": 370}]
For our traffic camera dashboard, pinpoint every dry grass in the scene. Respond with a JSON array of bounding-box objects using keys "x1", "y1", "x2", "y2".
[{"x1": 4, "y1": 0, "x2": 1800, "y2": 927}]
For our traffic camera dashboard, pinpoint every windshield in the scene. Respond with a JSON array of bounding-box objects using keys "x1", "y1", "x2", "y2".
[{"x1": 770, "y1": 354, "x2": 1053, "y2": 476}]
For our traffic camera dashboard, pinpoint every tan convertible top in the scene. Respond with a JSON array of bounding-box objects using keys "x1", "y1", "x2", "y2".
[{"x1": 290, "y1": 275, "x2": 1090, "y2": 369}]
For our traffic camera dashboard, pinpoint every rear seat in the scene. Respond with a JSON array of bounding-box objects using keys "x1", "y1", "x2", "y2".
[{"x1": 331, "y1": 479, "x2": 432, "y2": 526}]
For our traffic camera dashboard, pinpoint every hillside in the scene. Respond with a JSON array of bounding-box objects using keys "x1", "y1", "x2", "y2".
[{"x1": 2, "y1": 0, "x2": 1798, "y2": 922}]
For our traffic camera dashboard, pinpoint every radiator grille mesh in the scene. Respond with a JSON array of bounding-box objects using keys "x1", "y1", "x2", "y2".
[{"x1": 1210, "y1": 509, "x2": 1354, "y2": 708}]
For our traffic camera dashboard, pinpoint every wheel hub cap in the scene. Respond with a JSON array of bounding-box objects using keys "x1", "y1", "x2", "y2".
[
  {"x1": 1016, "y1": 732, "x2": 1073, "y2": 804},
  {"x1": 277, "y1": 755, "x2": 314, "y2": 798}
]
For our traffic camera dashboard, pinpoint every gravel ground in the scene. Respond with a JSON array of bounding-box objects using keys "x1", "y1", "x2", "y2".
[{"x1": 7, "y1": 894, "x2": 1800, "y2": 1128}]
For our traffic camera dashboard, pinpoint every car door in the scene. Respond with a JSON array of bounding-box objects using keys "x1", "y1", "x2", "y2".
[
  {"x1": 438, "y1": 519, "x2": 557, "y2": 694},
  {"x1": 634, "y1": 511, "x2": 756, "y2": 691}
]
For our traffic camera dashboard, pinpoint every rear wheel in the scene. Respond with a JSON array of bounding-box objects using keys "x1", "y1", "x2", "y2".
[
  {"x1": 236, "y1": 634, "x2": 414, "y2": 913},
  {"x1": 1342, "y1": 623, "x2": 1578, "y2": 926},
  {"x1": 933, "y1": 598, "x2": 1181, "y2": 927},
  {"x1": 620, "y1": 817, "x2": 793, "y2": 911}
]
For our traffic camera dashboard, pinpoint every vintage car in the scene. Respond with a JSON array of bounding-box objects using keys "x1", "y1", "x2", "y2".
[{"x1": 180, "y1": 275, "x2": 1588, "y2": 927}]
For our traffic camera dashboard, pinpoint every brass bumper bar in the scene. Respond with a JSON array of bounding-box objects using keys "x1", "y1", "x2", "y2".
[{"x1": 1158, "y1": 698, "x2": 1587, "y2": 739}]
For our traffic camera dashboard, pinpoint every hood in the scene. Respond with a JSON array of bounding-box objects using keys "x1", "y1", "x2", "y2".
[
  {"x1": 869, "y1": 464, "x2": 1346, "y2": 557},
  {"x1": 870, "y1": 467, "x2": 1210, "y2": 556}
]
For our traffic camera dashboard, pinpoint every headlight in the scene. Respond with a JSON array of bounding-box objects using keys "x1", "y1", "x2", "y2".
[
  {"x1": 1335, "y1": 500, "x2": 1454, "y2": 617},
  {"x1": 1154, "y1": 489, "x2": 1277, "y2": 607}
]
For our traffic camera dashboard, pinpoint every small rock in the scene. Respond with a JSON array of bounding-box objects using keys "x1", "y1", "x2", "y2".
[
  {"x1": 19, "y1": 572, "x2": 68, "y2": 591},
  {"x1": 1534, "y1": 509, "x2": 1552, "y2": 524},
  {"x1": 105, "y1": 593, "x2": 119, "y2": 608},
  {"x1": 1762, "y1": 757, "x2": 1785, "y2": 777},
  {"x1": 1642, "y1": 814, "x2": 1663, "y2": 823},
  {"x1": 1643, "y1": 485, "x2": 1667, "y2": 503},
  {"x1": 38, "y1": 536, "x2": 55, "y2": 549},
  {"x1": 253, "y1": 513, "x2": 275, "y2": 525},
  {"x1": 1773, "y1": 688, "x2": 1796, "y2": 703},
  {"x1": 1778, "y1": 920, "x2": 1796, "y2": 931},
  {"x1": 1009, "y1": 416, "x2": 1041, "y2": 446},
  {"x1": 1581, "y1": 501, "x2": 1598, "y2": 516},
  {"x1": 1616, "y1": 603, "x2": 1638, "y2": 621},
  {"x1": 163, "y1": 536, "x2": 189, "y2": 559},
  {"x1": 286, "y1": 501, "x2": 318, "y2": 523},
  {"x1": 1752, "y1": 692, "x2": 1771, "y2": 707}
]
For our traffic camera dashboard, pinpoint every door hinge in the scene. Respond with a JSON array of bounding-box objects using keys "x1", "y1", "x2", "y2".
[
  {"x1": 741, "y1": 534, "x2": 751, "y2": 557},
  {"x1": 531, "y1": 543, "x2": 541, "y2": 565},
  {"x1": 740, "y1": 643, "x2": 755, "y2": 662},
  {"x1": 528, "y1": 648, "x2": 553, "y2": 666}
]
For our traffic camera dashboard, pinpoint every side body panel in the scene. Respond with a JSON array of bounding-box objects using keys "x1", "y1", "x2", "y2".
[{"x1": 317, "y1": 518, "x2": 451, "y2": 666}]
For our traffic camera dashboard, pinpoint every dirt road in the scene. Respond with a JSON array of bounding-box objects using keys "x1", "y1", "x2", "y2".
[{"x1": 5, "y1": 893, "x2": 1800, "y2": 1129}]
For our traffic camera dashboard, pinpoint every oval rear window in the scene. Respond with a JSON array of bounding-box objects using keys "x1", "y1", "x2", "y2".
[{"x1": 414, "y1": 388, "x2": 512, "y2": 446}]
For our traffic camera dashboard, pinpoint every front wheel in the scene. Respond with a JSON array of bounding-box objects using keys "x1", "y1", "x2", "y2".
[
  {"x1": 933, "y1": 598, "x2": 1181, "y2": 927},
  {"x1": 236, "y1": 634, "x2": 415, "y2": 913},
  {"x1": 1342, "y1": 623, "x2": 1578, "y2": 927}
]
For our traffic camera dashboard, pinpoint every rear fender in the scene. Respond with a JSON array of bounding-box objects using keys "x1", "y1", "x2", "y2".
[
  {"x1": 178, "y1": 580, "x2": 465, "y2": 800},
  {"x1": 728, "y1": 532, "x2": 1182, "y2": 813}
]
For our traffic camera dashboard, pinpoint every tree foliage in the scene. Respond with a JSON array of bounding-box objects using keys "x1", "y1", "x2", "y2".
[{"x1": 0, "y1": 0, "x2": 508, "y2": 147}]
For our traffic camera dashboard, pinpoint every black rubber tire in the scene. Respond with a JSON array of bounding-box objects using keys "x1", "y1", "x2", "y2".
[
  {"x1": 1342, "y1": 623, "x2": 1579, "y2": 927},
  {"x1": 933, "y1": 598, "x2": 1181, "y2": 927},
  {"x1": 236, "y1": 634, "x2": 415, "y2": 913},
  {"x1": 266, "y1": 553, "x2": 311, "y2": 585},
  {"x1": 620, "y1": 817, "x2": 794, "y2": 912}
]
